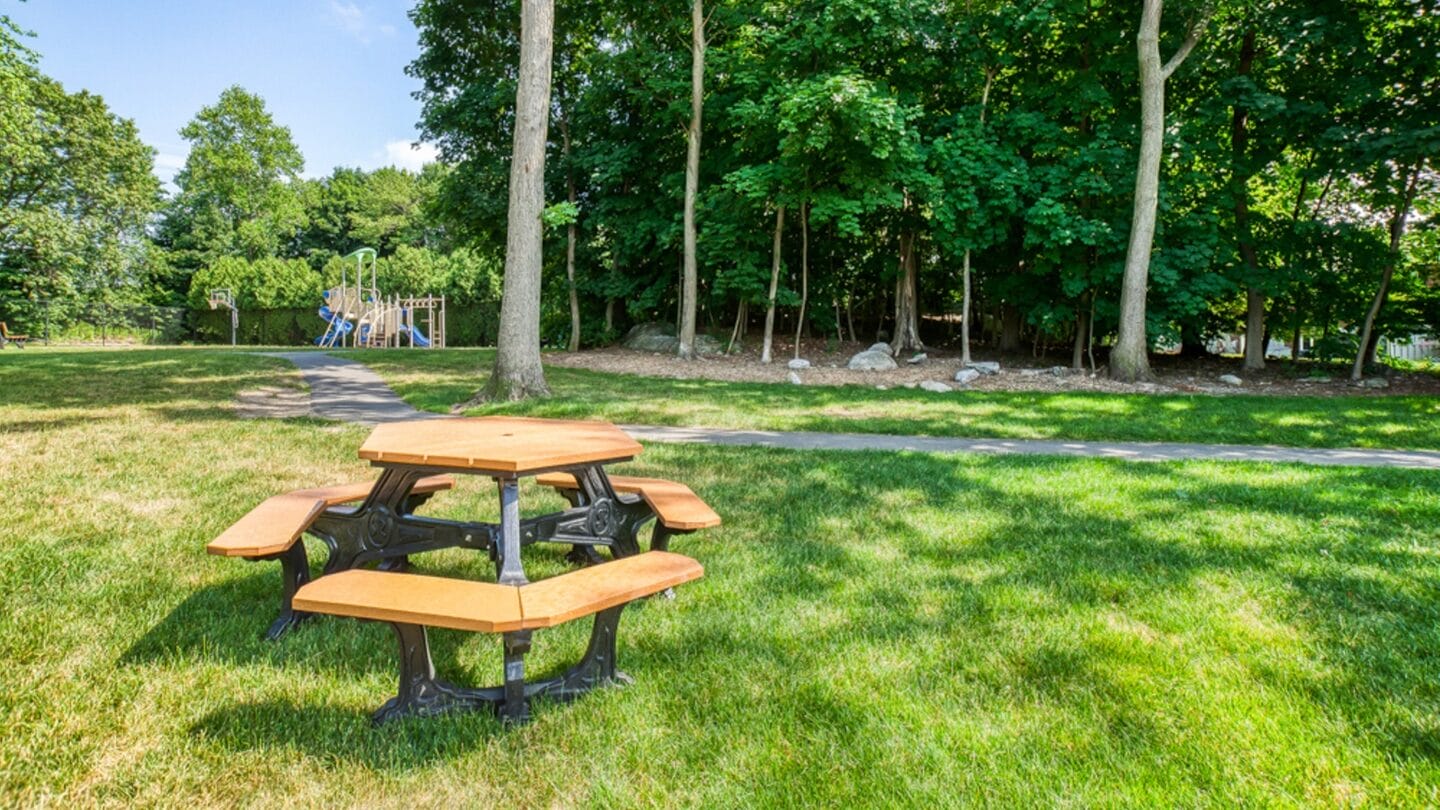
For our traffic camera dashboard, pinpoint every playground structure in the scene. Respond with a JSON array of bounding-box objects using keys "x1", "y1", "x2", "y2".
[
  {"x1": 316, "y1": 248, "x2": 446, "y2": 349},
  {"x1": 207, "y1": 289, "x2": 238, "y2": 346}
]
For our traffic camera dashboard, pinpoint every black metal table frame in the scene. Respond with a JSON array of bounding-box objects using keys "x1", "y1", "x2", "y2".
[{"x1": 249, "y1": 457, "x2": 686, "y2": 724}]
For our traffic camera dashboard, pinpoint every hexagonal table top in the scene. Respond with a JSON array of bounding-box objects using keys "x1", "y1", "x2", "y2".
[{"x1": 358, "y1": 416, "x2": 643, "y2": 474}]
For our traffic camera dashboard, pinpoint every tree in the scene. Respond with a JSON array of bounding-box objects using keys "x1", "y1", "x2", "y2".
[
  {"x1": 159, "y1": 87, "x2": 305, "y2": 279},
  {"x1": 678, "y1": 0, "x2": 706, "y2": 359},
  {"x1": 0, "y1": 28, "x2": 160, "y2": 315},
  {"x1": 477, "y1": 0, "x2": 555, "y2": 401},
  {"x1": 1111, "y1": 1, "x2": 1211, "y2": 382}
]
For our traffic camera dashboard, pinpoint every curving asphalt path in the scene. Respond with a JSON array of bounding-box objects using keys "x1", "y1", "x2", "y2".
[{"x1": 263, "y1": 352, "x2": 1440, "y2": 470}]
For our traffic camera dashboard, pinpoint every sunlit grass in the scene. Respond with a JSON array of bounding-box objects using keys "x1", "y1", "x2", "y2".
[
  {"x1": 0, "y1": 349, "x2": 1438, "y2": 806},
  {"x1": 347, "y1": 348, "x2": 1440, "y2": 450}
]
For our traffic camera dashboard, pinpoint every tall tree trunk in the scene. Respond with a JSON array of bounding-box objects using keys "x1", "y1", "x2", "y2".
[
  {"x1": 760, "y1": 205, "x2": 785, "y2": 364},
  {"x1": 793, "y1": 200, "x2": 809, "y2": 360},
  {"x1": 678, "y1": 0, "x2": 705, "y2": 360},
  {"x1": 604, "y1": 298, "x2": 614, "y2": 333},
  {"x1": 1351, "y1": 161, "x2": 1424, "y2": 381},
  {"x1": 1231, "y1": 29, "x2": 1265, "y2": 371},
  {"x1": 1112, "y1": 0, "x2": 1210, "y2": 383},
  {"x1": 1071, "y1": 292, "x2": 1091, "y2": 370},
  {"x1": 478, "y1": 0, "x2": 554, "y2": 402},
  {"x1": 890, "y1": 232, "x2": 924, "y2": 354},
  {"x1": 999, "y1": 304, "x2": 1022, "y2": 353},
  {"x1": 960, "y1": 68, "x2": 996, "y2": 367},
  {"x1": 562, "y1": 116, "x2": 580, "y2": 352}
]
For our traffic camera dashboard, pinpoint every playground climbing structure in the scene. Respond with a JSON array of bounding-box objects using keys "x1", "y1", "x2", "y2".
[{"x1": 316, "y1": 248, "x2": 446, "y2": 349}]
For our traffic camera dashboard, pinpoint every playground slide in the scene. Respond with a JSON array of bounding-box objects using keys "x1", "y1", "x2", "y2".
[
  {"x1": 397, "y1": 324, "x2": 431, "y2": 348},
  {"x1": 314, "y1": 305, "x2": 353, "y2": 345}
]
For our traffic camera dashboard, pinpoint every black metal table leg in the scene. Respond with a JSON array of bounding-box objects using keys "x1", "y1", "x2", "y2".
[{"x1": 256, "y1": 542, "x2": 312, "y2": 640}]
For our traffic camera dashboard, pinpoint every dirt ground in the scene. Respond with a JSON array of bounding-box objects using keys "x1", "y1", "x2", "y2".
[{"x1": 545, "y1": 338, "x2": 1440, "y2": 397}]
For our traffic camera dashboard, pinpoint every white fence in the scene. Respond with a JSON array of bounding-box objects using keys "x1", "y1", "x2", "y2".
[{"x1": 1382, "y1": 336, "x2": 1440, "y2": 361}]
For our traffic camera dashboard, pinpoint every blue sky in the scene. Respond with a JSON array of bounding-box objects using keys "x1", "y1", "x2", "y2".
[{"x1": 10, "y1": 0, "x2": 439, "y2": 187}]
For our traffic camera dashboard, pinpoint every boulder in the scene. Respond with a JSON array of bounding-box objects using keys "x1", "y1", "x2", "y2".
[
  {"x1": 787, "y1": 358, "x2": 812, "y2": 370},
  {"x1": 1360, "y1": 377, "x2": 1389, "y2": 389},
  {"x1": 966, "y1": 361, "x2": 1001, "y2": 375},
  {"x1": 848, "y1": 349, "x2": 898, "y2": 371},
  {"x1": 867, "y1": 342, "x2": 895, "y2": 357},
  {"x1": 919, "y1": 380, "x2": 952, "y2": 393},
  {"x1": 906, "y1": 353, "x2": 928, "y2": 365},
  {"x1": 787, "y1": 371, "x2": 803, "y2": 385},
  {"x1": 1218, "y1": 374, "x2": 1243, "y2": 386},
  {"x1": 622, "y1": 322, "x2": 722, "y2": 355},
  {"x1": 954, "y1": 368, "x2": 981, "y2": 385},
  {"x1": 1019, "y1": 368, "x2": 1043, "y2": 377}
]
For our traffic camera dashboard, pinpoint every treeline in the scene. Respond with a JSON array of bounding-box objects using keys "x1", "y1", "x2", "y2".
[
  {"x1": 1, "y1": 18, "x2": 500, "y2": 338},
  {"x1": 411, "y1": 0, "x2": 1438, "y2": 372}
]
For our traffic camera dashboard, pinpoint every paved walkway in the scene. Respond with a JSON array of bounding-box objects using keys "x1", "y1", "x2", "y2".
[{"x1": 267, "y1": 352, "x2": 1440, "y2": 470}]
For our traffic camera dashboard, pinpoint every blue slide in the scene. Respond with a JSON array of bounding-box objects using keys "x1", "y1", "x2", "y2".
[
  {"x1": 397, "y1": 324, "x2": 431, "y2": 347},
  {"x1": 315, "y1": 305, "x2": 352, "y2": 346}
]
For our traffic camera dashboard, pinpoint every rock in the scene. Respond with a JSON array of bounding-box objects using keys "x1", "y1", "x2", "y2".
[
  {"x1": 867, "y1": 342, "x2": 895, "y2": 357},
  {"x1": 903, "y1": 382, "x2": 918, "y2": 389},
  {"x1": 622, "y1": 322, "x2": 722, "y2": 355},
  {"x1": 966, "y1": 361, "x2": 1001, "y2": 375},
  {"x1": 907, "y1": 353, "x2": 928, "y2": 365},
  {"x1": 847, "y1": 349, "x2": 899, "y2": 371},
  {"x1": 875, "y1": 385, "x2": 889, "y2": 391},
  {"x1": 1218, "y1": 374, "x2": 1243, "y2": 386},
  {"x1": 919, "y1": 380, "x2": 952, "y2": 393},
  {"x1": 1050, "y1": 366, "x2": 1068, "y2": 376},
  {"x1": 954, "y1": 368, "x2": 981, "y2": 385},
  {"x1": 787, "y1": 371, "x2": 803, "y2": 385},
  {"x1": 1019, "y1": 368, "x2": 1043, "y2": 377},
  {"x1": 1361, "y1": 377, "x2": 1389, "y2": 389},
  {"x1": 787, "y1": 358, "x2": 811, "y2": 370},
  {"x1": 1306, "y1": 376, "x2": 1332, "y2": 383}
]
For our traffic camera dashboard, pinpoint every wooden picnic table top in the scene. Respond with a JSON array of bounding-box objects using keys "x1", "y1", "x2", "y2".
[{"x1": 358, "y1": 416, "x2": 643, "y2": 474}]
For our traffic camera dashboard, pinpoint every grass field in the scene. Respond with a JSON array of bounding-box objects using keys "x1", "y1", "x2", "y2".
[
  {"x1": 346, "y1": 348, "x2": 1440, "y2": 451},
  {"x1": 2, "y1": 349, "x2": 1439, "y2": 806}
]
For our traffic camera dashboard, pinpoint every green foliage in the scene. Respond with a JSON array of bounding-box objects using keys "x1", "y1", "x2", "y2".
[
  {"x1": 0, "y1": 33, "x2": 160, "y2": 315},
  {"x1": 157, "y1": 86, "x2": 306, "y2": 275},
  {"x1": 187, "y1": 256, "x2": 321, "y2": 310}
]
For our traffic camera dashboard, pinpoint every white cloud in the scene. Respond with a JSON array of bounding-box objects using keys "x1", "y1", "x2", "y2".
[
  {"x1": 152, "y1": 152, "x2": 188, "y2": 191},
  {"x1": 325, "y1": 1, "x2": 394, "y2": 43},
  {"x1": 384, "y1": 140, "x2": 440, "y2": 172}
]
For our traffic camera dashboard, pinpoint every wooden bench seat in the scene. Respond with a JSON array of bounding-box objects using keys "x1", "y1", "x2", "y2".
[
  {"x1": 294, "y1": 550, "x2": 702, "y2": 631},
  {"x1": 0, "y1": 322, "x2": 27, "y2": 348},
  {"x1": 535, "y1": 472, "x2": 720, "y2": 531},
  {"x1": 292, "y1": 551, "x2": 703, "y2": 725},
  {"x1": 206, "y1": 475, "x2": 455, "y2": 558}
]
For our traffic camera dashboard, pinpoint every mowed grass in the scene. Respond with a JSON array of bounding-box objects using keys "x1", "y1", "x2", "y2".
[
  {"x1": 347, "y1": 348, "x2": 1440, "y2": 451},
  {"x1": 1, "y1": 348, "x2": 1439, "y2": 806}
]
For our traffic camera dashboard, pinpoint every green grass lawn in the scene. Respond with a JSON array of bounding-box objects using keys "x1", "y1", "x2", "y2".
[
  {"x1": 346, "y1": 348, "x2": 1440, "y2": 451},
  {"x1": 2, "y1": 349, "x2": 1439, "y2": 806}
]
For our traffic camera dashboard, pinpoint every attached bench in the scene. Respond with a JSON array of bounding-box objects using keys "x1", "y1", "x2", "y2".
[
  {"x1": 0, "y1": 322, "x2": 27, "y2": 349},
  {"x1": 207, "y1": 475, "x2": 455, "y2": 638},
  {"x1": 294, "y1": 550, "x2": 703, "y2": 725},
  {"x1": 535, "y1": 473, "x2": 720, "y2": 553}
]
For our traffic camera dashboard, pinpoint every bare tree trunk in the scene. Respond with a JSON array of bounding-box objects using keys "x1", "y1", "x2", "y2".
[
  {"x1": 793, "y1": 200, "x2": 809, "y2": 360},
  {"x1": 1351, "y1": 161, "x2": 1424, "y2": 381},
  {"x1": 960, "y1": 68, "x2": 995, "y2": 368},
  {"x1": 1071, "y1": 291, "x2": 1091, "y2": 370},
  {"x1": 1112, "y1": 0, "x2": 1210, "y2": 383},
  {"x1": 604, "y1": 298, "x2": 614, "y2": 333},
  {"x1": 678, "y1": 0, "x2": 705, "y2": 360},
  {"x1": 477, "y1": 0, "x2": 554, "y2": 402},
  {"x1": 999, "y1": 304, "x2": 1021, "y2": 353},
  {"x1": 727, "y1": 298, "x2": 747, "y2": 353},
  {"x1": 1231, "y1": 29, "x2": 1265, "y2": 372},
  {"x1": 562, "y1": 117, "x2": 581, "y2": 352},
  {"x1": 761, "y1": 205, "x2": 785, "y2": 364},
  {"x1": 890, "y1": 231, "x2": 924, "y2": 354}
]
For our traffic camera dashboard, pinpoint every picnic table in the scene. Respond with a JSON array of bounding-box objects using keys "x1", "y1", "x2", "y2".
[{"x1": 207, "y1": 416, "x2": 719, "y2": 725}]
